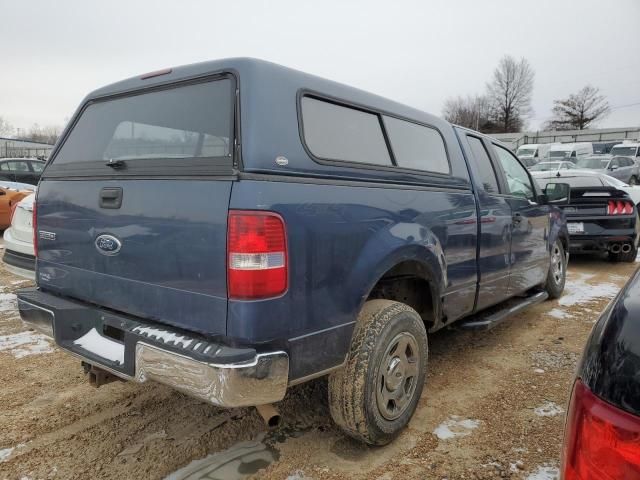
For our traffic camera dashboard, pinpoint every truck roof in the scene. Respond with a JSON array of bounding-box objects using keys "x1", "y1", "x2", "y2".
[{"x1": 84, "y1": 57, "x2": 450, "y2": 134}]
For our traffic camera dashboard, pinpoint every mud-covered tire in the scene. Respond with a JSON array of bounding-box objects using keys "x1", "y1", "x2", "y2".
[
  {"x1": 328, "y1": 300, "x2": 428, "y2": 445},
  {"x1": 545, "y1": 240, "x2": 566, "y2": 299}
]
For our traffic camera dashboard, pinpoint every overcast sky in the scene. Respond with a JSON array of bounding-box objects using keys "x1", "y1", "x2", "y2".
[{"x1": 1, "y1": 0, "x2": 639, "y2": 133}]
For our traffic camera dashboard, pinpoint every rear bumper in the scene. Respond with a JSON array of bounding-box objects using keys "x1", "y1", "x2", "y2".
[
  {"x1": 17, "y1": 288, "x2": 289, "y2": 408},
  {"x1": 3, "y1": 249, "x2": 35, "y2": 279},
  {"x1": 568, "y1": 233, "x2": 637, "y2": 252}
]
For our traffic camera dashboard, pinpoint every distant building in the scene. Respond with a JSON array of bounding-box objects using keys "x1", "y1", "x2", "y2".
[{"x1": 0, "y1": 137, "x2": 54, "y2": 159}]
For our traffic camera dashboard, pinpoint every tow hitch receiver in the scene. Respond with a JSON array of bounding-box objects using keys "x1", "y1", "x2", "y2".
[{"x1": 82, "y1": 362, "x2": 122, "y2": 388}]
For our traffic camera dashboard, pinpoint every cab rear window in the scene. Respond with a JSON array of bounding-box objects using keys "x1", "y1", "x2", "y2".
[{"x1": 48, "y1": 77, "x2": 234, "y2": 176}]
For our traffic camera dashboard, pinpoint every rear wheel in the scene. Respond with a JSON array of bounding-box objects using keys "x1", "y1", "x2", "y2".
[
  {"x1": 328, "y1": 300, "x2": 428, "y2": 445},
  {"x1": 545, "y1": 240, "x2": 566, "y2": 299}
]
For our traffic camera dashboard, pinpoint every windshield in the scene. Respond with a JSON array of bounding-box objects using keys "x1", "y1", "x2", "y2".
[
  {"x1": 576, "y1": 157, "x2": 609, "y2": 169},
  {"x1": 549, "y1": 150, "x2": 570, "y2": 158},
  {"x1": 517, "y1": 147, "x2": 536, "y2": 156},
  {"x1": 530, "y1": 162, "x2": 560, "y2": 171},
  {"x1": 610, "y1": 146, "x2": 638, "y2": 157},
  {"x1": 53, "y1": 78, "x2": 234, "y2": 164}
]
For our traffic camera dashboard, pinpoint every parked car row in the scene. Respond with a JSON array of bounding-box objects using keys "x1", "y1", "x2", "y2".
[{"x1": 516, "y1": 140, "x2": 640, "y2": 169}]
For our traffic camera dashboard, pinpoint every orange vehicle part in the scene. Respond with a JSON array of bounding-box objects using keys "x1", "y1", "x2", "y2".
[{"x1": 0, "y1": 189, "x2": 32, "y2": 229}]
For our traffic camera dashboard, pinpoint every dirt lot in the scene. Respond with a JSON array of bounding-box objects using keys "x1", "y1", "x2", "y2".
[{"x1": 1, "y1": 255, "x2": 637, "y2": 480}]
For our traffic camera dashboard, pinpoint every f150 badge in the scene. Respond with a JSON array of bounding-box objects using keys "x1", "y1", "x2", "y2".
[{"x1": 95, "y1": 234, "x2": 122, "y2": 256}]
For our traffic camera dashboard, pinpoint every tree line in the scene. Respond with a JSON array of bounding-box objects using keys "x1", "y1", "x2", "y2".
[
  {"x1": 0, "y1": 118, "x2": 62, "y2": 145},
  {"x1": 442, "y1": 55, "x2": 610, "y2": 133}
]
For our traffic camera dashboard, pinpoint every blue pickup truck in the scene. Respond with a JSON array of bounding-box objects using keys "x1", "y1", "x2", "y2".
[{"x1": 17, "y1": 58, "x2": 568, "y2": 445}]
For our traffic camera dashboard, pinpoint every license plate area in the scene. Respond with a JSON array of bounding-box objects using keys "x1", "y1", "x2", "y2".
[
  {"x1": 568, "y1": 222, "x2": 584, "y2": 234},
  {"x1": 53, "y1": 309, "x2": 135, "y2": 377}
]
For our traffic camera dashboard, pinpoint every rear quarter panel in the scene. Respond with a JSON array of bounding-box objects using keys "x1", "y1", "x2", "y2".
[{"x1": 228, "y1": 179, "x2": 478, "y2": 380}]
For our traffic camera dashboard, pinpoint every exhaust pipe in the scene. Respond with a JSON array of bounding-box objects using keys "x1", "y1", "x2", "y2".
[
  {"x1": 622, "y1": 243, "x2": 632, "y2": 253},
  {"x1": 255, "y1": 404, "x2": 281, "y2": 428},
  {"x1": 610, "y1": 243, "x2": 622, "y2": 254}
]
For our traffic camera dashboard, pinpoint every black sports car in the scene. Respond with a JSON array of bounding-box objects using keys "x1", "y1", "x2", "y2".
[{"x1": 537, "y1": 171, "x2": 639, "y2": 262}]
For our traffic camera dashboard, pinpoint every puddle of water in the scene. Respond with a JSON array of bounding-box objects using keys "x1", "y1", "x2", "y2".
[
  {"x1": 559, "y1": 273, "x2": 619, "y2": 307},
  {"x1": 547, "y1": 308, "x2": 571, "y2": 320},
  {"x1": 0, "y1": 446, "x2": 15, "y2": 462},
  {"x1": 433, "y1": 415, "x2": 480, "y2": 440},
  {"x1": 0, "y1": 443, "x2": 26, "y2": 463},
  {"x1": 534, "y1": 402, "x2": 564, "y2": 417},
  {"x1": 0, "y1": 331, "x2": 54, "y2": 358},
  {"x1": 165, "y1": 438, "x2": 279, "y2": 480},
  {"x1": 526, "y1": 464, "x2": 559, "y2": 479},
  {"x1": 0, "y1": 292, "x2": 16, "y2": 312}
]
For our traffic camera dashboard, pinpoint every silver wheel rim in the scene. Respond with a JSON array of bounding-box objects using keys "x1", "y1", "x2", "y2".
[
  {"x1": 631, "y1": 177, "x2": 637, "y2": 185},
  {"x1": 551, "y1": 243, "x2": 564, "y2": 285},
  {"x1": 376, "y1": 332, "x2": 420, "y2": 420}
]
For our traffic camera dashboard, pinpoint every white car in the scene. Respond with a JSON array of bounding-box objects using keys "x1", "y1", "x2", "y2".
[
  {"x1": 3, "y1": 193, "x2": 35, "y2": 279},
  {"x1": 529, "y1": 161, "x2": 577, "y2": 175}
]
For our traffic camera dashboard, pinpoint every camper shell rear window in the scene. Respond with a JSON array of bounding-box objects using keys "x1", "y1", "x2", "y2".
[{"x1": 45, "y1": 75, "x2": 235, "y2": 177}]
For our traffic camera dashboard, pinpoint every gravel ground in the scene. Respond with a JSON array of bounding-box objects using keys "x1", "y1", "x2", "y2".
[{"x1": 0, "y1": 255, "x2": 637, "y2": 480}]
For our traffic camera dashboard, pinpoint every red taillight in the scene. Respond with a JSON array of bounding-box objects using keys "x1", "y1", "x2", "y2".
[
  {"x1": 562, "y1": 379, "x2": 640, "y2": 479},
  {"x1": 32, "y1": 202, "x2": 37, "y2": 258},
  {"x1": 227, "y1": 210, "x2": 287, "y2": 299},
  {"x1": 607, "y1": 200, "x2": 634, "y2": 215}
]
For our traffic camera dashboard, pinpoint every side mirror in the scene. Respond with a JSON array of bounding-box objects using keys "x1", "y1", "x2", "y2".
[
  {"x1": 544, "y1": 183, "x2": 570, "y2": 205},
  {"x1": 610, "y1": 165, "x2": 619, "y2": 170}
]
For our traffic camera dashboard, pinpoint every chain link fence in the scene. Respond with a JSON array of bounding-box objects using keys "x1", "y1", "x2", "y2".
[{"x1": 0, "y1": 144, "x2": 52, "y2": 160}]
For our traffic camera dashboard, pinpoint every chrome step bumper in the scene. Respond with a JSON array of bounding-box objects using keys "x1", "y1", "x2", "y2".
[{"x1": 17, "y1": 288, "x2": 289, "y2": 408}]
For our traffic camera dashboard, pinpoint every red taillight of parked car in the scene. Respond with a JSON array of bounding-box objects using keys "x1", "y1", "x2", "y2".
[
  {"x1": 32, "y1": 202, "x2": 37, "y2": 258},
  {"x1": 227, "y1": 210, "x2": 287, "y2": 299},
  {"x1": 562, "y1": 379, "x2": 640, "y2": 479},
  {"x1": 607, "y1": 200, "x2": 634, "y2": 215}
]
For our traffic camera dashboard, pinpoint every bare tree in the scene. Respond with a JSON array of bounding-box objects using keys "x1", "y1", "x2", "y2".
[
  {"x1": 16, "y1": 123, "x2": 61, "y2": 145},
  {"x1": 442, "y1": 95, "x2": 493, "y2": 131},
  {"x1": 486, "y1": 55, "x2": 535, "y2": 133},
  {"x1": 0, "y1": 116, "x2": 14, "y2": 137},
  {"x1": 544, "y1": 85, "x2": 610, "y2": 130}
]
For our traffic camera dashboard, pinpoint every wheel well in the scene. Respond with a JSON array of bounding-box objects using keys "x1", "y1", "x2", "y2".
[
  {"x1": 367, "y1": 261, "x2": 436, "y2": 329},
  {"x1": 559, "y1": 234, "x2": 569, "y2": 254}
]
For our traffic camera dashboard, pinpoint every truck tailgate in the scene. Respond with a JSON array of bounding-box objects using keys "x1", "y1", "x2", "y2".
[{"x1": 36, "y1": 179, "x2": 231, "y2": 335}]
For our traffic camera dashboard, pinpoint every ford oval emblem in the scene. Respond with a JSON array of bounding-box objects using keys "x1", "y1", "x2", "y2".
[{"x1": 95, "y1": 234, "x2": 122, "y2": 256}]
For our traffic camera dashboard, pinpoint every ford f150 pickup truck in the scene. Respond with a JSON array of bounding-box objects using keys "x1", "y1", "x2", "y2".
[{"x1": 17, "y1": 58, "x2": 569, "y2": 445}]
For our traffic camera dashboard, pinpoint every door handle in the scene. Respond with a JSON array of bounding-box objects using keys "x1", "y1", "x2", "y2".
[{"x1": 99, "y1": 187, "x2": 123, "y2": 209}]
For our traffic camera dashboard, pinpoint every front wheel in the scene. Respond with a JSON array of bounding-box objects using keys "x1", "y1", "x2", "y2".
[
  {"x1": 328, "y1": 300, "x2": 428, "y2": 445},
  {"x1": 545, "y1": 240, "x2": 566, "y2": 299},
  {"x1": 629, "y1": 176, "x2": 639, "y2": 186}
]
